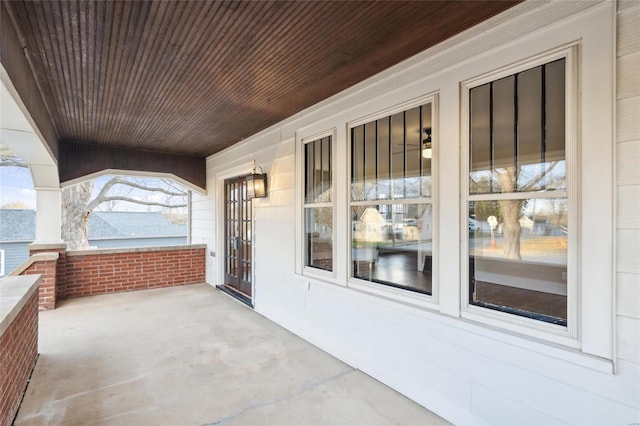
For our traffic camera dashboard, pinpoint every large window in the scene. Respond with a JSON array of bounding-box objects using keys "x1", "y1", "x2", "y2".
[
  {"x1": 304, "y1": 135, "x2": 333, "y2": 272},
  {"x1": 466, "y1": 55, "x2": 570, "y2": 326},
  {"x1": 350, "y1": 100, "x2": 435, "y2": 295}
]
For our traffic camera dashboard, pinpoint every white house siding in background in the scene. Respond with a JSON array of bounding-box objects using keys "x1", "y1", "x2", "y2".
[
  {"x1": 0, "y1": 241, "x2": 29, "y2": 277},
  {"x1": 192, "y1": 2, "x2": 639, "y2": 424}
]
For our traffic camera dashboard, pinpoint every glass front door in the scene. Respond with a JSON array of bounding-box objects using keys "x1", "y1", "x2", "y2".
[{"x1": 224, "y1": 176, "x2": 252, "y2": 298}]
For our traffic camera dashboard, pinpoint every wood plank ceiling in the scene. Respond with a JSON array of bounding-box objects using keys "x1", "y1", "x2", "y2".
[{"x1": 5, "y1": 0, "x2": 519, "y2": 158}]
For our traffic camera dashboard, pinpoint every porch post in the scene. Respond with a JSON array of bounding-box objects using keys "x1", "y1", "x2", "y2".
[{"x1": 34, "y1": 187, "x2": 63, "y2": 243}]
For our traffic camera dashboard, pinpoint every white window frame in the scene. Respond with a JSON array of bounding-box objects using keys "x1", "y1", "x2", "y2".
[
  {"x1": 460, "y1": 41, "x2": 605, "y2": 350},
  {"x1": 297, "y1": 129, "x2": 337, "y2": 281},
  {"x1": 346, "y1": 94, "x2": 439, "y2": 308}
]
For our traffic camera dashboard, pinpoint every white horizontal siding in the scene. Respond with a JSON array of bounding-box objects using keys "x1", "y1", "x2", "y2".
[
  {"x1": 616, "y1": 0, "x2": 640, "y2": 380},
  {"x1": 617, "y1": 141, "x2": 640, "y2": 185},
  {"x1": 617, "y1": 52, "x2": 640, "y2": 100},
  {"x1": 618, "y1": 272, "x2": 640, "y2": 319},
  {"x1": 191, "y1": 166, "x2": 216, "y2": 284}
]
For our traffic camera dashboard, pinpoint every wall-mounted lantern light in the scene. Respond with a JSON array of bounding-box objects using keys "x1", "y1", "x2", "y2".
[{"x1": 247, "y1": 166, "x2": 268, "y2": 199}]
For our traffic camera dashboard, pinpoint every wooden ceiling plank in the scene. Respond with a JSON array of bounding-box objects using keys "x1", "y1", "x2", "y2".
[
  {"x1": 14, "y1": 1, "x2": 65, "y2": 137},
  {"x1": 132, "y1": 1, "x2": 216, "y2": 146},
  {"x1": 116, "y1": 1, "x2": 202, "y2": 149},
  {"x1": 154, "y1": 1, "x2": 291, "y2": 144},
  {"x1": 127, "y1": 1, "x2": 256, "y2": 149},
  {"x1": 89, "y1": 0, "x2": 104, "y2": 144},
  {"x1": 169, "y1": 1, "x2": 318, "y2": 149},
  {"x1": 101, "y1": 1, "x2": 135, "y2": 144},
  {"x1": 108, "y1": 1, "x2": 155, "y2": 146},
  {"x1": 47, "y1": 0, "x2": 75, "y2": 138},
  {"x1": 117, "y1": 1, "x2": 210, "y2": 146},
  {"x1": 106, "y1": 1, "x2": 172, "y2": 148}
]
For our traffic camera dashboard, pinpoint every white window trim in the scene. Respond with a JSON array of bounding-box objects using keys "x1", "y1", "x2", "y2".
[
  {"x1": 346, "y1": 93, "x2": 440, "y2": 309},
  {"x1": 459, "y1": 32, "x2": 613, "y2": 354},
  {"x1": 296, "y1": 129, "x2": 338, "y2": 282},
  {"x1": 461, "y1": 45, "x2": 578, "y2": 345}
]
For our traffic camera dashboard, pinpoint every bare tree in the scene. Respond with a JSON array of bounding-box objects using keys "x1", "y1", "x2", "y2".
[
  {"x1": 0, "y1": 157, "x2": 29, "y2": 168},
  {"x1": 65, "y1": 177, "x2": 188, "y2": 249},
  {"x1": 1, "y1": 155, "x2": 187, "y2": 249},
  {"x1": 494, "y1": 162, "x2": 560, "y2": 259}
]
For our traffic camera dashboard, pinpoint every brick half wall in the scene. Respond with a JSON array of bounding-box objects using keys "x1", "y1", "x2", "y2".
[
  {"x1": 65, "y1": 245, "x2": 206, "y2": 298},
  {"x1": 0, "y1": 282, "x2": 39, "y2": 426}
]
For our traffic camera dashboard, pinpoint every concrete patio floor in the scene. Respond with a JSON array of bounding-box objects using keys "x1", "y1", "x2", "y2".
[{"x1": 15, "y1": 284, "x2": 450, "y2": 425}]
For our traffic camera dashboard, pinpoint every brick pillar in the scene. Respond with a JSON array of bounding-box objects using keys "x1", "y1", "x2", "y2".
[
  {"x1": 20, "y1": 253, "x2": 59, "y2": 310},
  {"x1": 29, "y1": 243, "x2": 67, "y2": 305}
]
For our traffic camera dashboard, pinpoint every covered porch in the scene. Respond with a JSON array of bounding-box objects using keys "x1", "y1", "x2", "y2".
[
  {"x1": 1, "y1": 1, "x2": 637, "y2": 425},
  {"x1": 14, "y1": 284, "x2": 447, "y2": 425}
]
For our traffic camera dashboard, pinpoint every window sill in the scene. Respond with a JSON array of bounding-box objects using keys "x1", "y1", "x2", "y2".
[{"x1": 347, "y1": 277, "x2": 437, "y2": 311}]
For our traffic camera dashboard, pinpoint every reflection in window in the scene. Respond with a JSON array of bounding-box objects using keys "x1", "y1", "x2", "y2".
[
  {"x1": 468, "y1": 59, "x2": 568, "y2": 326},
  {"x1": 351, "y1": 102, "x2": 434, "y2": 295},
  {"x1": 304, "y1": 136, "x2": 333, "y2": 271}
]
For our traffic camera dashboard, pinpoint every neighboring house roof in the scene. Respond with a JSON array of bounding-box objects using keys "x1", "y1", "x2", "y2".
[
  {"x1": 0, "y1": 209, "x2": 35, "y2": 242},
  {"x1": 0, "y1": 210, "x2": 186, "y2": 242},
  {"x1": 89, "y1": 212, "x2": 186, "y2": 239}
]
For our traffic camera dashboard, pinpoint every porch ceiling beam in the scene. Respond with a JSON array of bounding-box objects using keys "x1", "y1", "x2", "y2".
[{"x1": 59, "y1": 141, "x2": 206, "y2": 192}]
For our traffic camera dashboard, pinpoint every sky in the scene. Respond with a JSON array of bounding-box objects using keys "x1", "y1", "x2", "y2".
[
  {"x1": 0, "y1": 162, "x2": 187, "y2": 212},
  {"x1": 0, "y1": 164, "x2": 35, "y2": 208}
]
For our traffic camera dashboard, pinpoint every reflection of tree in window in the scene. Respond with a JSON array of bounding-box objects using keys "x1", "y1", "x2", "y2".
[
  {"x1": 470, "y1": 59, "x2": 566, "y2": 260},
  {"x1": 468, "y1": 58, "x2": 569, "y2": 325}
]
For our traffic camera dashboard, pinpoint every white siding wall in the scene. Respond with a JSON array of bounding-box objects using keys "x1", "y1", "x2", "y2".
[
  {"x1": 616, "y1": 0, "x2": 640, "y2": 372},
  {"x1": 195, "y1": 1, "x2": 639, "y2": 423},
  {"x1": 191, "y1": 157, "x2": 216, "y2": 284}
]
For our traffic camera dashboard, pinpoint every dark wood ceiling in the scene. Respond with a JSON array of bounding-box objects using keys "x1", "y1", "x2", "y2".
[{"x1": 5, "y1": 0, "x2": 519, "y2": 158}]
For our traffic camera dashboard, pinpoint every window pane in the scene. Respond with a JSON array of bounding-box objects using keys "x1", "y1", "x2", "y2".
[
  {"x1": 352, "y1": 203, "x2": 432, "y2": 295},
  {"x1": 305, "y1": 142, "x2": 314, "y2": 202},
  {"x1": 517, "y1": 66, "x2": 543, "y2": 190},
  {"x1": 305, "y1": 136, "x2": 332, "y2": 203},
  {"x1": 352, "y1": 125, "x2": 365, "y2": 184},
  {"x1": 391, "y1": 111, "x2": 405, "y2": 197},
  {"x1": 352, "y1": 103, "x2": 432, "y2": 202},
  {"x1": 544, "y1": 59, "x2": 566, "y2": 190},
  {"x1": 492, "y1": 76, "x2": 515, "y2": 193},
  {"x1": 320, "y1": 136, "x2": 331, "y2": 202},
  {"x1": 468, "y1": 198, "x2": 568, "y2": 325},
  {"x1": 365, "y1": 121, "x2": 377, "y2": 182},
  {"x1": 421, "y1": 104, "x2": 432, "y2": 197},
  {"x1": 305, "y1": 207, "x2": 333, "y2": 271},
  {"x1": 470, "y1": 83, "x2": 492, "y2": 194},
  {"x1": 405, "y1": 106, "x2": 421, "y2": 179},
  {"x1": 470, "y1": 61, "x2": 566, "y2": 195},
  {"x1": 377, "y1": 118, "x2": 391, "y2": 188}
]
